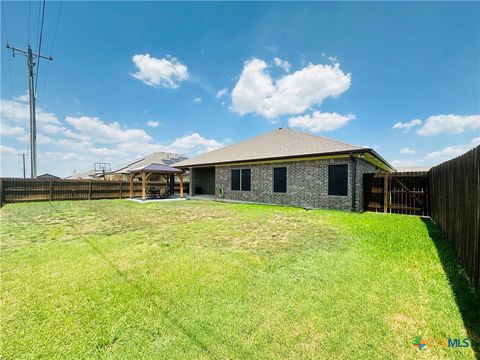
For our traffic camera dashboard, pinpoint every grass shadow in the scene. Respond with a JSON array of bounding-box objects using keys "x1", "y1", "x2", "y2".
[{"x1": 421, "y1": 217, "x2": 480, "y2": 356}]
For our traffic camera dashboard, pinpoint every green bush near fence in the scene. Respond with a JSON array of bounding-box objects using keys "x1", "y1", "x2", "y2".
[{"x1": 1, "y1": 200, "x2": 479, "y2": 359}]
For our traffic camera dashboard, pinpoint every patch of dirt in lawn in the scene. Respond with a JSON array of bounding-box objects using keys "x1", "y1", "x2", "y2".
[{"x1": 386, "y1": 312, "x2": 417, "y2": 333}]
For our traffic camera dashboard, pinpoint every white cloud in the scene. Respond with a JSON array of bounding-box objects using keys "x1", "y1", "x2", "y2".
[
  {"x1": 392, "y1": 119, "x2": 422, "y2": 132},
  {"x1": 1, "y1": 123, "x2": 25, "y2": 136},
  {"x1": 416, "y1": 114, "x2": 480, "y2": 136},
  {"x1": 65, "y1": 116, "x2": 152, "y2": 143},
  {"x1": 399, "y1": 147, "x2": 416, "y2": 154},
  {"x1": 15, "y1": 133, "x2": 54, "y2": 145},
  {"x1": 216, "y1": 87, "x2": 228, "y2": 99},
  {"x1": 424, "y1": 137, "x2": 480, "y2": 161},
  {"x1": 0, "y1": 99, "x2": 60, "y2": 125},
  {"x1": 147, "y1": 120, "x2": 160, "y2": 128},
  {"x1": 231, "y1": 58, "x2": 351, "y2": 118},
  {"x1": 194, "y1": 97, "x2": 202, "y2": 103},
  {"x1": 131, "y1": 54, "x2": 189, "y2": 89},
  {"x1": 288, "y1": 111, "x2": 356, "y2": 132},
  {"x1": 273, "y1": 57, "x2": 291, "y2": 72},
  {"x1": 38, "y1": 134, "x2": 55, "y2": 145},
  {"x1": 13, "y1": 93, "x2": 29, "y2": 102},
  {"x1": 425, "y1": 146, "x2": 470, "y2": 161},
  {"x1": 0, "y1": 144, "x2": 21, "y2": 156},
  {"x1": 171, "y1": 133, "x2": 224, "y2": 153},
  {"x1": 390, "y1": 159, "x2": 426, "y2": 168},
  {"x1": 392, "y1": 138, "x2": 479, "y2": 167},
  {"x1": 42, "y1": 123, "x2": 65, "y2": 134},
  {"x1": 115, "y1": 142, "x2": 172, "y2": 155},
  {"x1": 44, "y1": 151, "x2": 86, "y2": 161},
  {"x1": 321, "y1": 53, "x2": 338, "y2": 63}
]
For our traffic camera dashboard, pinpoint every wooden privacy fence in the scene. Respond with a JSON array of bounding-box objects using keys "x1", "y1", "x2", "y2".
[
  {"x1": 0, "y1": 178, "x2": 189, "y2": 206},
  {"x1": 429, "y1": 146, "x2": 479, "y2": 291},
  {"x1": 363, "y1": 172, "x2": 430, "y2": 216}
]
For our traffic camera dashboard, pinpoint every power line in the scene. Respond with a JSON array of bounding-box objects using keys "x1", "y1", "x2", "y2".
[
  {"x1": 34, "y1": 0, "x2": 46, "y2": 96},
  {"x1": 49, "y1": 0, "x2": 63, "y2": 56},
  {"x1": 40, "y1": 0, "x2": 63, "y2": 97},
  {"x1": 1, "y1": 1, "x2": 9, "y2": 42},
  {"x1": 1, "y1": 1, "x2": 13, "y2": 98},
  {"x1": 28, "y1": 0, "x2": 31, "y2": 44}
]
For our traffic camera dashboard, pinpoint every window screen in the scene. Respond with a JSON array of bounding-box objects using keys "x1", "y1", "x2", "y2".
[
  {"x1": 231, "y1": 169, "x2": 240, "y2": 190},
  {"x1": 241, "y1": 169, "x2": 251, "y2": 191},
  {"x1": 273, "y1": 167, "x2": 287, "y2": 193},
  {"x1": 328, "y1": 164, "x2": 348, "y2": 196}
]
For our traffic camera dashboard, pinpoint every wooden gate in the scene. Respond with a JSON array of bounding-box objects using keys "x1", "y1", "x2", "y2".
[{"x1": 363, "y1": 172, "x2": 430, "y2": 216}]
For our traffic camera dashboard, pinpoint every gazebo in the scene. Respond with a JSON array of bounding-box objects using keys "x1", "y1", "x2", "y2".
[{"x1": 128, "y1": 163, "x2": 184, "y2": 200}]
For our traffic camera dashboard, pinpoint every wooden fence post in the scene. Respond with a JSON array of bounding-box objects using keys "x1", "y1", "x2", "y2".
[
  {"x1": 88, "y1": 180, "x2": 93, "y2": 200},
  {"x1": 383, "y1": 174, "x2": 389, "y2": 213},
  {"x1": 119, "y1": 181, "x2": 122, "y2": 199},
  {"x1": 49, "y1": 181, "x2": 54, "y2": 201}
]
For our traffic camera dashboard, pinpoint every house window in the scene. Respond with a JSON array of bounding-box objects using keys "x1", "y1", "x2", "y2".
[
  {"x1": 241, "y1": 169, "x2": 251, "y2": 191},
  {"x1": 328, "y1": 164, "x2": 348, "y2": 196},
  {"x1": 273, "y1": 167, "x2": 287, "y2": 193},
  {"x1": 231, "y1": 169, "x2": 251, "y2": 191},
  {"x1": 231, "y1": 170, "x2": 240, "y2": 190}
]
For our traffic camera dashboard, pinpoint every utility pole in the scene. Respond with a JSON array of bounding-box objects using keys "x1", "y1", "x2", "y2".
[
  {"x1": 17, "y1": 153, "x2": 28, "y2": 179},
  {"x1": 6, "y1": 44, "x2": 52, "y2": 178}
]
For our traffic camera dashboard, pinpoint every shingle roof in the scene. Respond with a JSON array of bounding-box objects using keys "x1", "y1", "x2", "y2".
[
  {"x1": 174, "y1": 128, "x2": 367, "y2": 167},
  {"x1": 110, "y1": 152, "x2": 188, "y2": 174},
  {"x1": 65, "y1": 169, "x2": 101, "y2": 179}
]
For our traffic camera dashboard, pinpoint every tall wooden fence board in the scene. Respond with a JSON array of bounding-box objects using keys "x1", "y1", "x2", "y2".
[
  {"x1": 429, "y1": 146, "x2": 479, "y2": 291},
  {"x1": 0, "y1": 178, "x2": 188, "y2": 205}
]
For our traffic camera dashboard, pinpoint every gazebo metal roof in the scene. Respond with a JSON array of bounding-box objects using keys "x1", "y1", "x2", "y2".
[{"x1": 128, "y1": 163, "x2": 183, "y2": 173}]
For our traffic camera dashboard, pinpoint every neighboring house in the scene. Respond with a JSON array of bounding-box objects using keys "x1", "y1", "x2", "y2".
[
  {"x1": 65, "y1": 170, "x2": 104, "y2": 180},
  {"x1": 37, "y1": 173, "x2": 61, "y2": 179},
  {"x1": 396, "y1": 166, "x2": 432, "y2": 172},
  {"x1": 174, "y1": 128, "x2": 394, "y2": 211},
  {"x1": 106, "y1": 152, "x2": 188, "y2": 181}
]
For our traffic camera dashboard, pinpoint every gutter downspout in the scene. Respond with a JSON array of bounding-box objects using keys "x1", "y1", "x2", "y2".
[{"x1": 350, "y1": 153, "x2": 357, "y2": 212}]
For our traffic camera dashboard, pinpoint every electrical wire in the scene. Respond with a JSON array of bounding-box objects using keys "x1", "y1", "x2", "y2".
[
  {"x1": 28, "y1": 0, "x2": 31, "y2": 45},
  {"x1": 1, "y1": 0, "x2": 10, "y2": 42},
  {"x1": 49, "y1": 0, "x2": 62, "y2": 57},
  {"x1": 1, "y1": 1, "x2": 13, "y2": 98},
  {"x1": 34, "y1": 0, "x2": 46, "y2": 97},
  {"x1": 40, "y1": 0, "x2": 63, "y2": 98}
]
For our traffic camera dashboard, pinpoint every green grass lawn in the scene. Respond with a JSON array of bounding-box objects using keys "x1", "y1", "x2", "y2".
[{"x1": 1, "y1": 200, "x2": 479, "y2": 359}]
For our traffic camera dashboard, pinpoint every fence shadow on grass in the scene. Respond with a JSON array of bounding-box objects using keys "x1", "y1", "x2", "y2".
[{"x1": 421, "y1": 218, "x2": 480, "y2": 356}]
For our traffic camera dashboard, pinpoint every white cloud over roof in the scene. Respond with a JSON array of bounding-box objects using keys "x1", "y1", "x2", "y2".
[{"x1": 231, "y1": 58, "x2": 351, "y2": 118}]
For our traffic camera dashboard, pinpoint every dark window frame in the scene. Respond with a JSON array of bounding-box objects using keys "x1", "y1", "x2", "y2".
[
  {"x1": 273, "y1": 166, "x2": 287, "y2": 193},
  {"x1": 328, "y1": 164, "x2": 348, "y2": 196},
  {"x1": 231, "y1": 168, "x2": 251, "y2": 192}
]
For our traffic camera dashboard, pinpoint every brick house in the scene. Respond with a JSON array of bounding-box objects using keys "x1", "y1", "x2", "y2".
[{"x1": 174, "y1": 128, "x2": 394, "y2": 211}]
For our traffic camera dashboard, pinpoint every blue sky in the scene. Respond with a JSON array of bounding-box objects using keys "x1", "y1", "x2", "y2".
[{"x1": 1, "y1": 1, "x2": 479, "y2": 177}]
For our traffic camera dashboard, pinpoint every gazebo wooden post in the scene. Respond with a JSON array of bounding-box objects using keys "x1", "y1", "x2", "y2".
[
  {"x1": 129, "y1": 173, "x2": 134, "y2": 198},
  {"x1": 141, "y1": 171, "x2": 147, "y2": 200},
  {"x1": 179, "y1": 173, "x2": 184, "y2": 198},
  {"x1": 164, "y1": 175, "x2": 169, "y2": 195}
]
